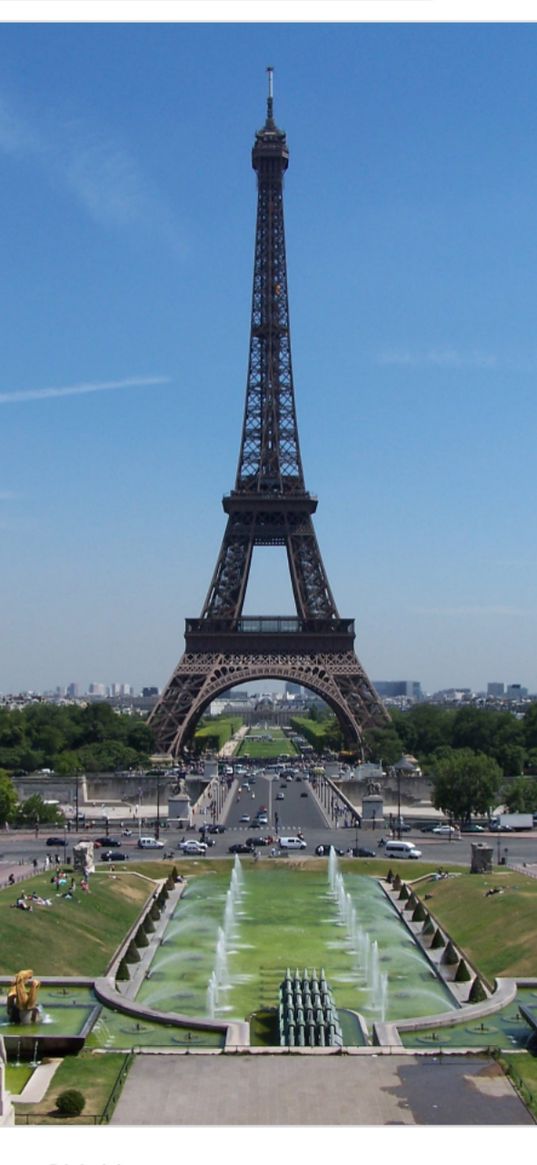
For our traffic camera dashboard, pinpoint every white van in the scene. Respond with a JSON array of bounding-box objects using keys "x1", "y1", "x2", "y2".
[
  {"x1": 279, "y1": 836, "x2": 307, "y2": 850},
  {"x1": 137, "y1": 837, "x2": 165, "y2": 849},
  {"x1": 384, "y1": 840, "x2": 422, "y2": 860}
]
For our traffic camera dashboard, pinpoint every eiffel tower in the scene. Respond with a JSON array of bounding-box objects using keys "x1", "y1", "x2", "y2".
[{"x1": 149, "y1": 71, "x2": 389, "y2": 757}]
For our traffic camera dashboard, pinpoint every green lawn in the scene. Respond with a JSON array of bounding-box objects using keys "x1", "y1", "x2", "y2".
[
  {"x1": 501, "y1": 1053, "x2": 537, "y2": 1121},
  {"x1": 238, "y1": 727, "x2": 298, "y2": 759},
  {"x1": 5, "y1": 1064, "x2": 34, "y2": 1094},
  {"x1": 15, "y1": 1051, "x2": 130, "y2": 1124},
  {"x1": 0, "y1": 871, "x2": 153, "y2": 976},
  {"x1": 413, "y1": 869, "x2": 537, "y2": 980}
]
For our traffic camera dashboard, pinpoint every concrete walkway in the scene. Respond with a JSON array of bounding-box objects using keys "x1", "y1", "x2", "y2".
[
  {"x1": 12, "y1": 1059, "x2": 61, "y2": 1105},
  {"x1": 111, "y1": 1052, "x2": 534, "y2": 1125}
]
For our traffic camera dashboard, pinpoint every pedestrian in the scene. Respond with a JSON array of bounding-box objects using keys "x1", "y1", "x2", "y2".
[{"x1": 32, "y1": 858, "x2": 38, "y2": 871}]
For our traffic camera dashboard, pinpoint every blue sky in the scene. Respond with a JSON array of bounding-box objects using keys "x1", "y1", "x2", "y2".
[{"x1": 2, "y1": 21, "x2": 537, "y2": 696}]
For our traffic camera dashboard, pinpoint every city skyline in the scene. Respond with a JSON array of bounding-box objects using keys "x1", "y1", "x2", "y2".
[{"x1": 3, "y1": 24, "x2": 537, "y2": 695}]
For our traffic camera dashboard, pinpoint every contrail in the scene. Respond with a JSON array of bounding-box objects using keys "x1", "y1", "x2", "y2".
[{"x1": 0, "y1": 375, "x2": 171, "y2": 404}]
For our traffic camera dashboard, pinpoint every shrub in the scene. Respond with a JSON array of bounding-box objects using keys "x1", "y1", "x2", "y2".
[
  {"x1": 135, "y1": 926, "x2": 149, "y2": 948},
  {"x1": 150, "y1": 902, "x2": 161, "y2": 922},
  {"x1": 116, "y1": 957, "x2": 130, "y2": 982},
  {"x1": 412, "y1": 902, "x2": 426, "y2": 922},
  {"x1": 469, "y1": 977, "x2": 488, "y2": 1002},
  {"x1": 386, "y1": 869, "x2": 394, "y2": 883},
  {"x1": 431, "y1": 928, "x2": 446, "y2": 949},
  {"x1": 454, "y1": 958, "x2": 471, "y2": 982},
  {"x1": 405, "y1": 892, "x2": 418, "y2": 911},
  {"x1": 392, "y1": 873, "x2": 401, "y2": 891},
  {"x1": 143, "y1": 913, "x2": 155, "y2": 933},
  {"x1": 398, "y1": 884, "x2": 409, "y2": 900},
  {"x1": 56, "y1": 1089, "x2": 86, "y2": 1117},
  {"x1": 422, "y1": 916, "x2": 435, "y2": 936},
  {"x1": 125, "y1": 939, "x2": 141, "y2": 964},
  {"x1": 442, "y1": 940, "x2": 459, "y2": 966},
  {"x1": 171, "y1": 865, "x2": 179, "y2": 882}
]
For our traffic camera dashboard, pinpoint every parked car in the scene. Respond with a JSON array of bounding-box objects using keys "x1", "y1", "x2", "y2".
[
  {"x1": 45, "y1": 836, "x2": 67, "y2": 847},
  {"x1": 101, "y1": 851, "x2": 128, "y2": 862},
  {"x1": 179, "y1": 840, "x2": 207, "y2": 855},
  {"x1": 461, "y1": 823, "x2": 485, "y2": 833},
  {"x1": 228, "y1": 843, "x2": 252, "y2": 854},
  {"x1": 432, "y1": 825, "x2": 459, "y2": 836},
  {"x1": 419, "y1": 823, "x2": 437, "y2": 833}
]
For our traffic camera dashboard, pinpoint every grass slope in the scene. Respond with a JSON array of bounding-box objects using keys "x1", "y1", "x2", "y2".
[
  {"x1": 238, "y1": 727, "x2": 297, "y2": 759},
  {"x1": 416, "y1": 869, "x2": 537, "y2": 980},
  {"x1": 0, "y1": 872, "x2": 152, "y2": 976},
  {"x1": 15, "y1": 1052, "x2": 129, "y2": 1124}
]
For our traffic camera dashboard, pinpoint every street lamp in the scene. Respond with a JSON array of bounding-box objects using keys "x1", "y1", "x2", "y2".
[
  {"x1": 393, "y1": 756, "x2": 415, "y2": 840},
  {"x1": 155, "y1": 772, "x2": 161, "y2": 841}
]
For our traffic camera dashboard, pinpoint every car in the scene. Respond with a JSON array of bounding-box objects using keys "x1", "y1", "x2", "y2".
[
  {"x1": 228, "y1": 843, "x2": 252, "y2": 854},
  {"x1": 393, "y1": 822, "x2": 411, "y2": 833},
  {"x1": 259, "y1": 806, "x2": 268, "y2": 813},
  {"x1": 489, "y1": 821, "x2": 513, "y2": 832},
  {"x1": 137, "y1": 837, "x2": 165, "y2": 849},
  {"x1": 45, "y1": 837, "x2": 67, "y2": 847},
  {"x1": 249, "y1": 819, "x2": 261, "y2": 828},
  {"x1": 460, "y1": 823, "x2": 485, "y2": 833},
  {"x1": 276, "y1": 792, "x2": 285, "y2": 801},
  {"x1": 179, "y1": 840, "x2": 207, "y2": 855},
  {"x1": 315, "y1": 844, "x2": 346, "y2": 857},
  {"x1": 101, "y1": 851, "x2": 128, "y2": 862},
  {"x1": 432, "y1": 825, "x2": 459, "y2": 836},
  {"x1": 300, "y1": 791, "x2": 308, "y2": 798},
  {"x1": 256, "y1": 815, "x2": 269, "y2": 825},
  {"x1": 207, "y1": 824, "x2": 226, "y2": 834},
  {"x1": 239, "y1": 814, "x2": 251, "y2": 823},
  {"x1": 353, "y1": 846, "x2": 376, "y2": 858},
  {"x1": 246, "y1": 836, "x2": 270, "y2": 847},
  {"x1": 96, "y1": 837, "x2": 121, "y2": 847},
  {"x1": 419, "y1": 823, "x2": 437, "y2": 833}
]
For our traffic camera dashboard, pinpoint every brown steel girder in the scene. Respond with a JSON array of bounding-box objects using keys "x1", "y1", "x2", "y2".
[{"x1": 149, "y1": 649, "x2": 387, "y2": 758}]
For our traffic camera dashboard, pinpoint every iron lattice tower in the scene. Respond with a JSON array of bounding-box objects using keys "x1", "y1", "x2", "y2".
[{"x1": 150, "y1": 72, "x2": 389, "y2": 756}]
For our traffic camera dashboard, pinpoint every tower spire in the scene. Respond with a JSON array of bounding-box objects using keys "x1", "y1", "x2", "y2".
[{"x1": 266, "y1": 64, "x2": 274, "y2": 123}]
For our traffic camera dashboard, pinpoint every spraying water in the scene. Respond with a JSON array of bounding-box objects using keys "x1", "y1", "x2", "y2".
[{"x1": 327, "y1": 847, "x2": 388, "y2": 1020}]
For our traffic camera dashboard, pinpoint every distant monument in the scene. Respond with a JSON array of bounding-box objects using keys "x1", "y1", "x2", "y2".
[
  {"x1": 361, "y1": 793, "x2": 384, "y2": 829},
  {"x1": 470, "y1": 843, "x2": 493, "y2": 874}
]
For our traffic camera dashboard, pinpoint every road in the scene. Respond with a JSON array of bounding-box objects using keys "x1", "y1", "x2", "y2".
[{"x1": 2, "y1": 767, "x2": 537, "y2": 874}]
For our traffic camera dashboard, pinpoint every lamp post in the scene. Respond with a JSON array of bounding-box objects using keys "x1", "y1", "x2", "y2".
[
  {"x1": 155, "y1": 772, "x2": 161, "y2": 841},
  {"x1": 74, "y1": 773, "x2": 80, "y2": 833}
]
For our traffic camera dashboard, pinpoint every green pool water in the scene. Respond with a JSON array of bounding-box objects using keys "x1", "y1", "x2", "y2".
[
  {"x1": 0, "y1": 986, "x2": 97, "y2": 1038},
  {"x1": 136, "y1": 861, "x2": 456, "y2": 1025},
  {"x1": 86, "y1": 1010, "x2": 224, "y2": 1049},
  {"x1": 401, "y1": 988, "x2": 537, "y2": 1051}
]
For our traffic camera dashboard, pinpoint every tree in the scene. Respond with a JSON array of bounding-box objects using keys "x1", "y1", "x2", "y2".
[
  {"x1": 431, "y1": 749, "x2": 503, "y2": 823},
  {"x1": 0, "y1": 770, "x2": 18, "y2": 826},
  {"x1": 503, "y1": 776, "x2": 537, "y2": 813},
  {"x1": 14, "y1": 794, "x2": 65, "y2": 827}
]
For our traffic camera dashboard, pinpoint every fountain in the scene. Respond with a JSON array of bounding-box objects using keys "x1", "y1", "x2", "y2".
[
  {"x1": 206, "y1": 856, "x2": 244, "y2": 1017},
  {"x1": 328, "y1": 849, "x2": 389, "y2": 1019},
  {"x1": 6, "y1": 970, "x2": 43, "y2": 1026}
]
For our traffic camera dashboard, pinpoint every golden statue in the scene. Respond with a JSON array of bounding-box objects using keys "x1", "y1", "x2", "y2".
[{"x1": 6, "y1": 970, "x2": 42, "y2": 1025}]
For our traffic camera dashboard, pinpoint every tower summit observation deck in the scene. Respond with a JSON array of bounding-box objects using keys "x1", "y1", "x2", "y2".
[{"x1": 149, "y1": 70, "x2": 389, "y2": 757}]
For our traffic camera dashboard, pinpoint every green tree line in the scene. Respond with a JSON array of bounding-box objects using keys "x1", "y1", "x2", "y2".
[{"x1": 0, "y1": 702, "x2": 155, "y2": 776}]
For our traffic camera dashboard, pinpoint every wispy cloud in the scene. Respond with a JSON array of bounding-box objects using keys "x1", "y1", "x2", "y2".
[
  {"x1": 413, "y1": 605, "x2": 529, "y2": 617},
  {"x1": 377, "y1": 349, "x2": 498, "y2": 370},
  {"x1": 0, "y1": 375, "x2": 171, "y2": 405},
  {"x1": 0, "y1": 94, "x2": 184, "y2": 250}
]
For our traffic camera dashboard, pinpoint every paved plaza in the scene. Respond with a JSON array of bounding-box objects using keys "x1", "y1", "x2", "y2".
[{"x1": 111, "y1": 1053, "x2": 533, "y2": 1126}]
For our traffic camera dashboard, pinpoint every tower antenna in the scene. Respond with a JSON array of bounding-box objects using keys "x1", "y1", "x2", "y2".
[{"x1": 266, "y1": 65, "x2": 274, "y2": 120}]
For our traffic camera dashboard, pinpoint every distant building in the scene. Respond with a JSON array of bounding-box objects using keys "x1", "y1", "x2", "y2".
[
  {"x1": 374, "y1": 681, "x2": 422, "y2": 701},
  {"x1": 88, "y1": 683, "x2": 107, "y2": 696},
  {"x1": 66, "y1": 682, "x2": 79, "y2": 698},
  {"x1": 142, "y1": 686, "x2": 159, "y2": 698},
  {"x1": 506, "y1": 684, "x2": 528, "y2": 700},
  {"x1": 487, "y1": 682, "x2": 505, "y2": 697}
]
